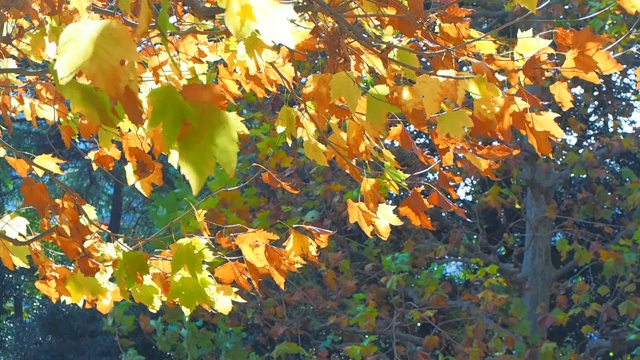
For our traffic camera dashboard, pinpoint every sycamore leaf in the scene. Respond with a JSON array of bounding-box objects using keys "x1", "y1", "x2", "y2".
[
  {"x1": 549, "y1": 81, "x2": 574, "y2": 111},
  {"x1": 514, "y1": 0, "x2": 538, "y2": 13},
  {"x1": 115, "y1": 251, "x2": 149, "y2": 289},
  {"x1": 437, "y1": 109, "x2": 473, "y2": 140},
  {"x1": 366, "y1": 85, "x2": 398, "y2": 134},
  {"x1": 275, "y1": 106, "x2": 298, "y2": 145},
  {"x1": 303, "y1": 139, "x2": 329, "y2": 166},
  {"x1": 330, "y1": 72, "x2": 361, "y2": 113},
  {"x1": 147, "y1": 86, "x2": 196, "y2": 148},
  {"x1": 618, "y1": 0, "x2": 640, "y2": 15},
  {"x1": 514, "y1": 29, "x2": 551, "y2": 66},
  {"x1": 55, "y1": 20, "x2": 140, "y2": 97},
  {"x1": 261, "y1": 171, "x2": 299, "y2": 194},
  {"x1": 210, "y1": 284, "x2": 245, "y2": 315},
  {"x1": 65, "y1": 272, "x2": 107, "y2": 304},
  {"x1": 347, "y1": 199, "x2": 375, "y2": 237},
  {"x1": 398, "y1": 188, "x2": 434, "y2": 229},
  {"x1": 130, "y1": 276, "x2": 162, "y2": 312},
  {"x1": 5, "y1": 156, "x2": 31, "y2": 178},
  {"x1": 0, "y1": 240, "x2": 31, "y2": 270},
  {"x1": 223, "y1": 0, "x2": 298, "y2": 48},
  {"x1": 171, "y1": 237, "x2": 214, "y2": 278},
  {"x1": 33, "y1": 154, "x2": 65, "y2": 177},
  {"x1": 167, "y1": 276, "x2": 211, "y2": 315},
  {"x1": 177, "y1": 103, "x2": 246, "y2": 195},
  {"x1": 373, "y1": 204, "x2": 403, "y2": 240},
  {"x1": 0, "y1": 214, "x2": 29, "y2": 239},
  {"x1": 57, "y1": 80, "x2": 121, "y2": 128},
  {"x1": 284, "y1": 229, "x2": 319, "y2": 264},
  {"x1": 214, "y1": 261, "x2": 252, "y2": 291}
]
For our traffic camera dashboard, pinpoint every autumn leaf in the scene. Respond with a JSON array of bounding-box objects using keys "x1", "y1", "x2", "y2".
[
  {"x1": 33, "y1": 154, "x2": 65, "y2": 177},
  {"x1": 373, "y1": 204, "x2": 403, "y2": 240},
  {"x1": 437, "y1": 109, "x2": 473, "y2": 140},
  {"x1": 261, "y1": 171, "x2": 300, "y2": 194},
  {"x1": 617, "y1": 0, "x2": 640, "y2": 15},
  {"x1": 330, "y1": 71, "x2": 361, "y2": 112},
  {"x1": 398, "y1": 188, "x2": 434, "y2": 229},
  {"x1": 55, "y1": 20, "x2": 140, "y2": 97}
]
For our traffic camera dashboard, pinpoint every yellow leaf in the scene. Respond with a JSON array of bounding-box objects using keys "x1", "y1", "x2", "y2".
[
  {"x1": 373, "y1": 204, "x2": 403, "y2": 240},
  {"x1": 437, "y1": 109, "x2": 473, "y2": 140},
  {"x1": 514, "y1": 28, "x2": 551, "y2": 66},
  {"x1": 55, "y1": 20, "x2": 140, "y2": 98},
  {"x1": 515, "y1": 0, "x2": 538, "y2": 13},
  {"x1": 224, "y1": 0, "x2": 298, "y2": 48},
  {"x1": 549, "y1": 81, "x2": 574, "y2": 111},
  {"x1": 330, "y1": 72, "x2": 361, "y2": 113},
  {"x1": 210, "y1": 284, "x2": 245, "y2": 315},
  {"x1": 33, "y1": 154, "x2": 65, "y2": 177},
  {"x1": 303, "y1": 139, "x2": 329, "y2": 166},
  {"x1": 618, "y1": 0, "x2": 640, "y2": 14},
  {"x1": 284, "y1": 229, "x2": 319, "y2": 264},
  {"x1": 135, "y1": 0, "x2": 153, "y2": 38},
  {"x1": 69, "y1": 0, "x2": 91, "y2": 18},
  {"x1": 526, "y1": 111, "x2": 565, "y2": 139},
  {"x1": 0, "y1": 240, "x2": 31, "y2": 270}
]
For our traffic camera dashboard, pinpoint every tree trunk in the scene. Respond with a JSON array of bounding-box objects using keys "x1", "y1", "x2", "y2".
[
  {"x1": 108, "y1": 169, "x2": 124, "y2": 234},
  {"x1": 521, "y1": 157, "x2": 556, "y2": 356}
]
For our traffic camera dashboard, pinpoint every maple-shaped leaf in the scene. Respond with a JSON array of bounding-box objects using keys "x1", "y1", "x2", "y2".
[
  {"x1": 167, "y1": 276, "x2": 211, "y2": 315},
  {"x1": 330, "y1": 71, "x2": 361, "y2": 112},
  {"x1": 223, "y1": 0, "x2": 298, "y2": 48},
  {"x1": 171, "y1": 237, "x2": 214, "y2": 278},
  {"x1": 366, "y1": 85, "x2": 398, "y2": 135},
  {"x1": 275, "y1": 106, "x2": 298, "y2": 146},
  {"x1": 617, "y1": 0, "x2": 640, "y2": 15},
  {"x1": 5, "y1": 156, "x2": 31, "y2": 178},
  {"x1": 513, "y1": 29, "x2": 551, "y2": 67},
  {"x1": 0, "y1": 239, "x2": 31, "y2": 270},
  {"x1": 55, "y1": 20, "x2": 140, "y2": 98},
  {"x1": 549, "y1": 81, "x2": 574, "y2": 111},
  {"x1": 293, "y1": 225, "x2": 333, "y2": 248},
  {"x1": 303, "y1": 139, "x2": 329, "y2": 166},
  {"x1": 514, "y1": 0, "x2": 538, "y2": 13},
  {"x1": 177, "y1": 101, "x2": 247, "y2": 195},
  {"x1": 210, "y1": 284, "x2": 245, "y2": 315},
  {"x1": 57, "y1": 80, "x2": 121, "y2": 128},
  {"x1": 130, "y1": 276, "x2": 163, "y2": 312},
  {"x1": 398, "y1": 188, "x2": 434, "y2": 229},
  {"x1": 437, "y1": 109, "x2": 473, "y2": 140},
  {"x1": 115, "y1": 251, "x2": 149, "y2": 289},
  {"x1": 0, "y1": 214, "x2": 29, "y2": 240},
  {"x1": 21, "y1": 178, "x2": 53, "y2": 218},
  {"x1": 65, "y1": 272, "x2": 107, "y2": 304},
  {"x1": 347, "y1": 199, "x2": 375, "y2": 237},
  {"x1": 373, "y1": 204, "x2": 403, "y2": 240},
  {"x1": 33, "y1": 154, "x2": 65, "y2": 177},
  {"x1": 214, "y1": 261, "x2": 252, "y2": 291},
  {"x1": 284, "y1": 229, "x2": 319, "y2": 265},
  {"x1": 261, "y1": 171, "x2": 299, "y2": 194},
  {"x1": 147, "y1": 86, "x2": 196, "y2": 148}
]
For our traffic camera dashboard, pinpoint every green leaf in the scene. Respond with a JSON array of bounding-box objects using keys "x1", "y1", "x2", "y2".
[
  {"x1": 167, "y1": 276, "x2": 211, "y2": 314},
  {"x1": 510, "y1": 298, "x2": 528, "y2": 320},
  {"x1": 66, "y1": 273, "x2": 107, "y2": 304},
  {"x1": 131, "y1": 277, "x2": 162, "y2": 312},
  {"x1": 271, "y1": 341, "x2": 310, "y2": 358},
  {"x1": 330, "y1": 72, "x2": 361, "y2": 113},
  {"x1": 57, "y1": 80, "x2": 121, "y2": 127},
  {"x1": 171, "y1": 237, "x2": 214, "y2": 278},
  {"x1": 394, "y1": 49, "x2": 420, "y2": 81},
  {"x1": 177, "y1": 105, "x2": 245, "y2": 195},
  {"x1": 437, "y1": 109, "x2": 473, "y2": 140},
  {"x1": 147, "y1": 86, "x2": 196, "y2": 148},
  {"x1": 366, "y1": 85, "x2": 398, "y2": 134},
  {"x1": 115, "y1": 251, "x2": 150, "y2": 288}
]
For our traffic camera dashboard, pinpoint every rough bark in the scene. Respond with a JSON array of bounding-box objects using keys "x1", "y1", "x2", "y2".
[{"x1": 521, "y1": 157, "x2": 556, "y2": 350}]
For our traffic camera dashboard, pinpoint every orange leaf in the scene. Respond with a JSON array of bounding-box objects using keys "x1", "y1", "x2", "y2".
[
  {"x1": 21, "y1": 178, "x2": 53, "y2": 218},
  {"x1": 5, "y1": 156, "x2": 31, "y2": 177},
  {"x1": 347, "y1": 199, "x2": 375, "y2": 237},
  {"x1": 261, "y1": 171, "x2": 299, "y2": 194},
  {"x1": 618, "y1": 0, "x2": 640, "y2": 15},
  {"x1": 398, "y1": 188, "x2": 434, "y2": 229},
  {"x1": 294, "y1": 225, "x2": 333, "y2": 248},
  {"x1": 214, "y1": 261, "x2": 252, "y2": 291}
]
